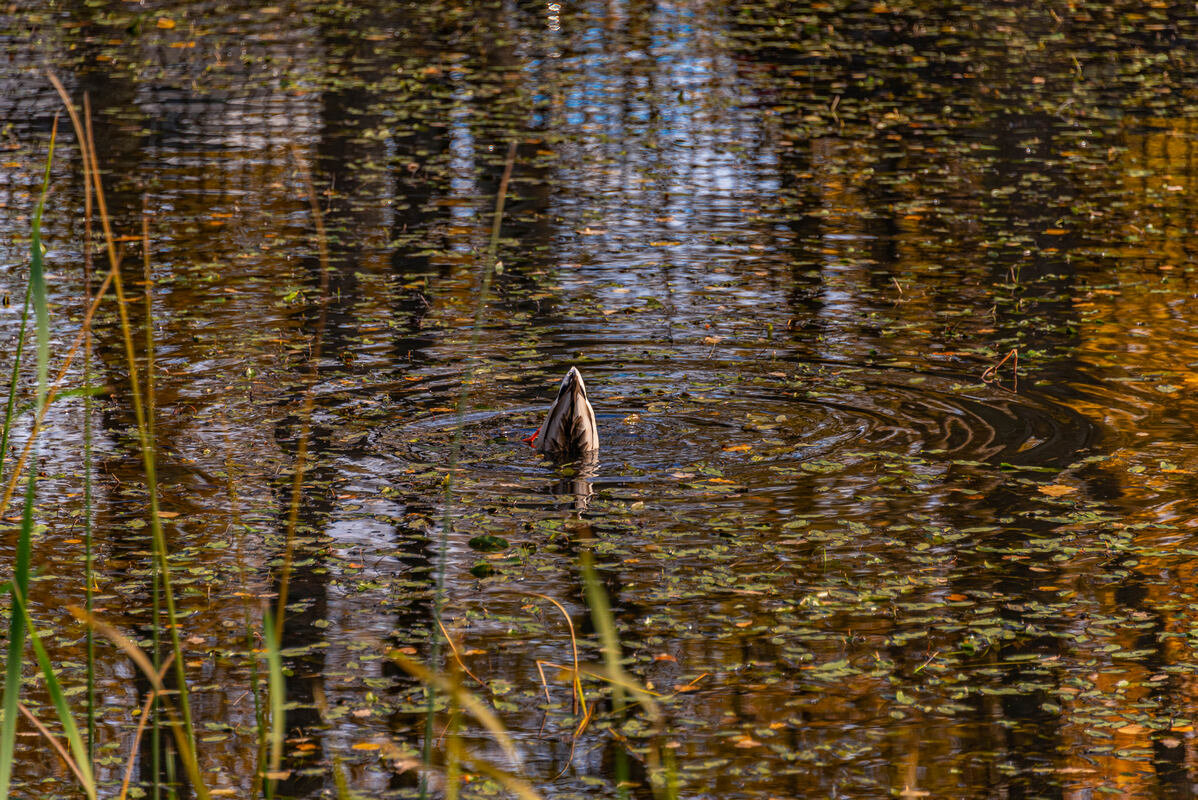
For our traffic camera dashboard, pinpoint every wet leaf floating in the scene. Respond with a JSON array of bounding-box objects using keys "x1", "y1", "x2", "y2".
[{"x1": 468, "y1": 535, "x2": 509, "y2": 553}]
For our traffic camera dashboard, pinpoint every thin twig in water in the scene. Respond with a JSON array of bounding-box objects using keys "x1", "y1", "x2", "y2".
[
  {"x1": 435, "y1": 709, "x2": 462, "y2": 748},
  {"x1": 670, "y1": 672, "x2": 709, "y2": 695},
  {"x1": 17, "y1": 703, "x2": 88, "y2": 788},
  {"x1": 913, "y1": 650, "x2": 940, "y2": 674},
  {"x1": 573, "y1": 702, "x2": 596, "y2": 739},
  {"x1": 117, "y1": 654, "x2": 175, "y2": 800},
  {"x1": 534, "y1": 661, "x2": 552, "y2": 704},
  {"x1": 436, "y1": 617, "x2": 486, "y2": 689},
  {"x1": 514, "y1": 592, "x2": 584, "y2": 715},
  {"x1": 551, "y1": 724, "x2": 581, "y2": 781},
  {"x1": 535, "y1": 661, "x2": 666, "y2": 699},
  {"x1": 981, "y1": 348, "x2": 1018, "y2": 391}
]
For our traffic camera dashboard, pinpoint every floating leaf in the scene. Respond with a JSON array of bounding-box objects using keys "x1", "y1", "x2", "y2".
[{"x1": 468, "y1": 535, "x2": 509, "y2": 552}]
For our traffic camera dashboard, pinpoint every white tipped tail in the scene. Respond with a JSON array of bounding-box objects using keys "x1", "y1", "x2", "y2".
[{"x1": 535, "y1": 367, "x2": 599, "y2": 459}]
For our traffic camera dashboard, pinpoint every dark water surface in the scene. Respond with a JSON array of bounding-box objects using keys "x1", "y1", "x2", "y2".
[{"x1": 4, "y1": 0, "x2": 1198, "y2": 797}]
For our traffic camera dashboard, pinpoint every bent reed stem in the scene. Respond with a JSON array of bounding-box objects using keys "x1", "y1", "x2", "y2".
[{"x1": 49, "y1": 72, "x2": 208, "y2": 800}]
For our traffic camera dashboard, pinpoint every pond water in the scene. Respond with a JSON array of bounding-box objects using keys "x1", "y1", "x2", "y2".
[{"x1": 3, "y1": 0, "x2": 1198, "y2": 797}]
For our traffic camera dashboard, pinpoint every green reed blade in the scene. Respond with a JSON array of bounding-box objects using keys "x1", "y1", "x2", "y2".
[
  {"x1": 262, "y1": 610, "x2": 285, "y2": 800},
  {"x1": 0, "y1": 114, "x2": 56, "y2": 800},
  {"x1": 9, "y1": 584, "x2": 96, "y2": 799}
]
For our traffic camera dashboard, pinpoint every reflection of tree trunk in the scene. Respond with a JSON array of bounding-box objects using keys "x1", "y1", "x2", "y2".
[
  {"x1": 387, "y1": 66, "x2": 449, "y2": 367},
  {"x1": 383, "y1": 502, "x2": 436, "y2": 796},
  {"x1": 1112, "y1": 563, "x2": 1192, "y2": 798},
  {"x1": 964, "y1": 114, "x2": 1076, "y2": 794},
  {"x1": 272, "y1": 6, "x2": 390, "y2": 792},
  {"x1": 271, "y1": 412, "x2": 337, "y2": 798},
  {"x1": 981, "y1": 112, "x2": 1081, "y2": 395}
]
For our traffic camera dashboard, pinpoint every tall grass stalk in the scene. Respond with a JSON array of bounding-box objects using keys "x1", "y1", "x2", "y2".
[
  {"x1": 116, "y1": 654, "x2": 173, "y2": 800},
  {"x1": 578, "y1": 553, "x2": 628, "y2": 796},
  {"x1": 10, "y1": 584, "x2": 96, "y2": 799},
  {"x1": 390, "y1": 653, "x2": 522, "y2": 767},
  {"x1": 261, "y1": 610, "x2": 284, "y2": 800},
  {"x1": 81, "y1": 91, "x2": 97, "y2": 771},
  {"x1": 426, "y1": 140, "x2": 518, "y2": 797},
  {"x1": 142, "y1": 207, "x2": 155, "y2": 449},
  {"x1": 580, "y1": 554, "x2": 678, "y2": 800},
  {"x1": 143, "y1": 204, "x2": 162, "y2": 800},
  {"x1": 71, "y1": 608, "x2": 200, "y2": 787},
  {"x1": 48, "y1": 73, "x2": 208, "y2": 799},
  {"x1": 28, "y1": 119, "x2": 52, "y2": 438},
  {"x1": 0, "y1": 114, "x2": 57, "y2": 800},
  {"x1": 445, "y1": 668, "x2": 462, "y2": 800},
  {"x1": 0, "y1": 257, "x2": 113, "y2": 521},
  {"x1": 0, "y1": 274, "x2": 31, "y2": 484},
  {"x1": 17, "y1": 702, "x2": 88, "y2": 786},
  {"x1": 0, "y1": 211, "x2": 31, "y2": 800}
]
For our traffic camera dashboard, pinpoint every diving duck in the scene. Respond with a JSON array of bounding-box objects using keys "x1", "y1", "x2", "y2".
[{"x1": 523, "y1": 367, "x2": 599, "y2": 459}]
